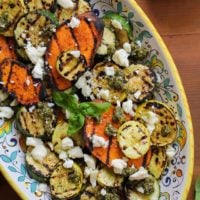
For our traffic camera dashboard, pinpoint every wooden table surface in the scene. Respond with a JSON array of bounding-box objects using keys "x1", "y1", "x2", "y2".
[{"x1": 0, "y1": 0, "x2": 199, "y2": 199}]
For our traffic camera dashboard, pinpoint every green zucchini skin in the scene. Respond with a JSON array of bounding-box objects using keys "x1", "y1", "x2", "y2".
[{"x1": 26, "y1": 152, "x2": 59, "y2": 183}]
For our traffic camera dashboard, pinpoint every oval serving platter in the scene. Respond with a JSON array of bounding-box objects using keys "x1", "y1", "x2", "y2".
[{"x1": 0, "y1": 0, "x2": 194, "y2": 200}]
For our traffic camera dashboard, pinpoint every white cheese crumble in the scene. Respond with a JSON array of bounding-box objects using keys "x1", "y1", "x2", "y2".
[
  {"x1": 82, "y1": 85, "x2": 92, "y2": 97},
  {"x1": 122, "y1": 99, "x2": 135, "y2": 117},
  {"x1": 166, "y1": 145, "x2": 176, "y2": 160},
  {"x1": 133, "y1": 90, "x2": 142, "y2": 99},
  {"x1": 111, "y1": 159, "x2": 127, "y2": 174},
  {"x1": 141, "y1": 111, "x2": 159, "y2": 134},
  {"x1": 98, "y1": 89, "x2": 110, "y2": 100},
  {"x1": 112, "y1": 49, "x2": 129, "y2": 67},
  {"x1": 105, "y1": 66, "x2": 115, "y2": 76},
  {"x1": 129, "y1": 167, "x2": 149, "y2": 181},
  {"x1": 63, "y1": 159, "x2": 74, "y2": 168},
  {"x1": 96, "y1": 44, "x2": 108, "y2": 55},
  {"x1": 89, "y1": 169, "x2": 99, "y2": 187},
  {"x1": 31, "y1": 145, "x2": 48, "y2": 162},
  {"x1": 68, "y1": 16, "x2": 80, "y2": 29},
  {"x1": 28, "y1": 106, "x2": 35, "y2": 113},
  {"x1": 100, "y1": 188, "x2": 107, "y2": 196},
  {"x1": 57, "y1": 0, "x2": 75, "y2": 9},
  {"x1": 70, "y1": 50, "x2": 80, "y2": 58},
  {"x1": 136, "y1": 186, "x2": 145, "y2": 193},
  {"x1": 84, "y1": 166, "x2": 92, "y2": 178},
  {"x1": 123, "y1": 42, "x2": 131, "y2": 53},
  {"x1": 91, "y1": 135, "x2": 109, "y2": 148},
  {"x1": 111, "y1": 19, "x2": 122, "y2": 29},
  {"x1": 84, "y1": 154, "x2": 96, "y2": 169},
  {"x1": 38, "y1": 183, "x2": 48, "y2": 193},
  {"x1": 68, "y1": 146, "x2": 84, "y2": 159},
  {"x1": 26, "y1": 137, "x2": 43, "y2": 147},
  {"x1": 59, "y1": 151, "x2": 68, "y2": 160},
  {"x1": 0, "y1": 90, "x2": 8, "y2": 102},
  {"x1": 61, "y1": 137, "x2": 74, "y2": 150},
  {"x1": 0, "y1": 107, "x2": 14, "y2": 119},
  {"x1": 32, "y1": 58, "x2": 44, "y2": 80},
  {"x1": 10, "y1": 99, "x2": 18, "y2": 107},
  {"x1": 47, "y1": 142, "x2": 54, "y2": 151},
  {"x1": 47, "y1": 103, "x2": 54, "y2": 107},
  {"x1": 65, "y1": 109, "x2": 70, "y2": 119}
]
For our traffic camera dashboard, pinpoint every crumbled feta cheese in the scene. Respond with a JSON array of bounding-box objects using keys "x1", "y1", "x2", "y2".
[
  {"x1": 57, "y1": 0, "x2": 75, "y2": 9},
  {"x1": 63, "y1": 159, "x2": 74, "y2": 168},
  {"x1": 70, "y1": 50, "x2": 80, "y2": 58},
  {"x1": 0, "y1": 90, "x2": 8, "y2": 102},
  {"x1": 135, "y1": 40, "x2": 142, "y2": 48},
  {"x1": 136, "y1": 186, "x2": 145, "y2": 193},
  {"x1": 123, "y1": 42, "x2": 131, "y2": 53},
  {"x1": 98, "y1": 89, "x2": 110, "y2": 100},
  {"x1": 96, "y1": 44, "x2": 108, "y2": 55},
  {"x1": 0, "y1": 107, "x2": 14, "y2": 119},
  {"x1": 100, "y1": 188, "x2": 107, "y2": 196},
  {"x1": 38, "y1": 183, "x2": 48, "y2": 193},
  {"x1": 73, "y1": 94, "x2": 79, "y2": 101},
  {"x1": 84, "y1": 166, "x2": 92, "y2": 178},
  {"x1": 47, "y1": 103, "x2": 54, "y2": 107},
  {"x1": 141, "y1": 111, "x2": 159, "y2": 134},
  {"x1": 26, "y1": 137, "x2": 43, "y2": 147},
  {"x1": 61, "y1": 137, "x2": 74, "y2": 150},
  {"x1": 89, "y1": 169, "x2": 98, "y2": 187},
  {"x1": 166, "y1": 145, "x2": 176, "y2": 160},
  {"x1": 122, "y1": 99, "x2": 135, "y2": 116},
  {"x1": 129, "y1": 167, "x2": 149, "y2": 181},
  {"x1": 31, "y1": 145, "x2": 48, "y2": 162},
  {"x1": 47, "y1": 142, "x2": 54, "y2": 151},
  {"x1": 68, "y1": 17, "x2": 80, "y2": 28},
  {"x1": 59, "y1": 151, "x2": 68, "y2": 160},
  {"x1": 25, "y1": 43, "x2": 46, "y2": 65},
  {"x1": 112, "y1": 49, "x2": 129, "y2": 67},
  {"x1": 28, "y1": 106, "x2": 35, "y2": 113},
  {"x1": 116, "y1": 101, "x2": 121, "y2": 107},
  {"x1": 105, "y1": 66, "x2": 115, "y2": 76},
  {"x1": 111, "y1": 19, "x2": 122, "y2": 29},
  {"x1": 82, "y1": 85, "x2": 92, "y2": 97},
  {"x1": 68, "y1": 146, "x2": 84, "y2": 159},
  {"x1": 111, "y1": 159, "x2": 127, "y2": 174},
  {"x1": 32, "y1": 58, "x2": 44, "y2": 80},
  {"x1": 75, "y1": 76, "x2": 86, "y2": 89},
  {"x1": 84, "y1": 154, "x2": 96, "y2": 169},
  {"x1": 65, "y1": 109, "x2": 70, "y2": 119},
  {"x1": 133, "y1": 90, "x2": 141, "y2": 99},
  {"x1": 91, "y1": 135, "x2": 109, "y2": 148},
  {"x1": 10, "y1": 99, "x2": 18, "y2": 107}
]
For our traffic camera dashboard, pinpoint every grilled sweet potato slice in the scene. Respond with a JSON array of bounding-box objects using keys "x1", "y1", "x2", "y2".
[{"x1": 0, "y1": 59, "x2": 43, "y2": 105}]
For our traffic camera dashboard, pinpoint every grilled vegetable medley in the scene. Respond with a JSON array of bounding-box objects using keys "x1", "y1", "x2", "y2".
[{"x1": 0, "y1": 0, "x2": 178, "y2": 199}]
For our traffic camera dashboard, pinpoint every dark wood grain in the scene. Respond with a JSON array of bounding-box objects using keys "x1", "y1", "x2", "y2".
[{"x1": 0, "y1": 0, "x2": 199, "y2": 199}]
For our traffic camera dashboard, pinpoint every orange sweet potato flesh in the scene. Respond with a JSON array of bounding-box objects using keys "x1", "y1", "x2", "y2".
[
  {"x1": 0, "y1": 59, "x2": 42, "y2": 105},
  {"x1": 0, "y1": 36, "x2": 16, "y2": 64}
]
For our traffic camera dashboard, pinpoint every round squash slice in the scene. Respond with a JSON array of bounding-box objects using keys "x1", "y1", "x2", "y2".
[{"x1": 117, "y1": 121, "x2": 151, "y2": 159}]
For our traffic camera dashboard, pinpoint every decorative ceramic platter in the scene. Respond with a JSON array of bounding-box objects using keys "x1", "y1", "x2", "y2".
[{"x1": 0, "y1": 0, "x2": 194, "y2": 200}]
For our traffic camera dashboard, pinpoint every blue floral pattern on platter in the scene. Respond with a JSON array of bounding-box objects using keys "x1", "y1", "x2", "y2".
[{"x1": 0, "y1": 1, "x2": 189, "y2": 199}]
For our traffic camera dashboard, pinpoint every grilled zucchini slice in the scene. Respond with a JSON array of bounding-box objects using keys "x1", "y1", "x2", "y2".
[
  {"x1": 97, "y1": 167, "x2": 124, "y2": 187},
  {"x1": 126, "y1": 177, "x2": 160, "y2": 200},
  {"x1": 135, "y1": 100, "x2": 177, "y2": 146},
  {"x1": 147, "y1": 146, "x2": 167, "y2": 179},
  {"x1": 124, "y1": 64, "x2": 156, "y2": 103},
  {"x1": 26, "y1": 151, "x2": 59, "y2": 182},
  {"x1": 91, "y1": 62, "x2": 127, "y2": 103},
  {"x1": 50, "y1": 162, "x2": 83, "y2": 199},
  {"x1": 23, "y1": 0, "x2": 56, "y2": 12},
  {"x1": 117, "y1": 121, "x2": 151, "y2": 159},
  {"x1": 14, "y1": 11, "x2": 56, "y2": 48},
  {"x1": 80, "y1": 185, "x2": 102, "y2": 200},
  {"x1": 16, "y1": 103, "x2": 56, "y2": 139},
  {"x1": 0, "y1": 0, "x2": 24, "y2": 37},
  {"x1": 56, "y1": 50, "x2": 86, "y2": 81}
]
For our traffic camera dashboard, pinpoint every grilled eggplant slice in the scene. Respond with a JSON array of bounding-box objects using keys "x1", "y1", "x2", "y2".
[
  {"x1": 135, "y1": 100, "x2": 177, "y2": 146},
  {"x1": 124, "y1": 64, "x2": 156, "y2": 103},
  {"x1": 0, "y1": 0, "x2": 24, "y2": 37},
  {"x1": 23, "y1": 0, "x2": 56, "y2": 12},
  {"x1": 50, "y1": 162, "x2": 83, "y2": 199},
  {"x1": 26, "y1": 151, "x2": 59, "y2": 182},
  {"x1": 91, "y1": 62, "x2": 127, "y2": 103},
  {"x1": 14, "y1": 11, "x2": 56, "y2": 48},
  {"x1": 126, "y1": 177, "x2": 160, "y2": 200},
  {"x1": 56, "y1": 50, "x2": 86, "y2": 81},
  {"x1": 117, "y1": 121, "x2": 151, "y2": 159},
  {"x1": 16, "y1": 103, "x2": 56, "y2": 139},
  {"x1": 147, "y1": 146, "x2": 167, "y2": 179},
  {"x1": 97, "y1": 167, "x2": 124, "y2": 187}
]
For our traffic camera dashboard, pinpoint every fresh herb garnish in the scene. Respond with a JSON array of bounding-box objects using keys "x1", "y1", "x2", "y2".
[{"x1": 53, "y1": 91, "x2": 111, "y2": 134}]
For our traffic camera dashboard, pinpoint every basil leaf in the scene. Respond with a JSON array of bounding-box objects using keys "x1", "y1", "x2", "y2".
[
  {"x1": 80, "y1": 102, "x2": 111, "y2": 118},
  {"x1": 52, "y1": 91, "x2": 79, "y2": 112},
  {"x1": 68, "y1": 113, "x2": 85, "y2": 135},
  {"x1": 195, "y1": 177, "x2": 200, "y2": 200}
]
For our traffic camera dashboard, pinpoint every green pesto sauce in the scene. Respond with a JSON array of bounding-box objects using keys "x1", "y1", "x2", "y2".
[
  {"x1": 108, "y1": 70, "x2": 126, "y2": 90},
  {"x1": 105, "y1": 123, "x2": 117, "y2": 137},
  {"x1": 112, "y1": 106, "x2": 125, "y2": 124}
]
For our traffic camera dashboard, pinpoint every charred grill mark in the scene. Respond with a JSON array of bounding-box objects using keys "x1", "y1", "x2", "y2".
[
  {"x1": 70, "y1": 27, "x2": 79, "y2": 50},
  {"x1": 121, "y1": 124, "x2": 132, "y2": 132},
  {"x1": 142, "y1": 152, "x2": 148, "y2": 166},
  {"x1": 132, "y1": 146, "x2": 142, "y2": 156},
  {"x1": 106, "y1": 136, "x2": 112, "y2": 165},
  {"x1": 6, "y1": 61, "x2": 14, "y2": 88}
]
